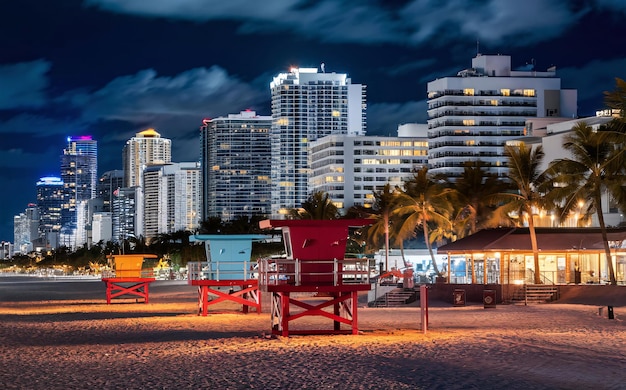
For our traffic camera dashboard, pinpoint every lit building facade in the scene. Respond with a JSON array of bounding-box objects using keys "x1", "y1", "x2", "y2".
[
  {"x1": 427, "y1": 54, "x2": 577, "y2": 178},
  {"x1": 60, "y1": 135, "x2": 98, "y2": 248},
  {"x1": 36, "y1": 176, "x2": 64, "y2": 249},
  {"x1": 200, "y1": 110, "x2": 271, "y2": 221},
  {"x1": 309, "y1": 124, "x2": 428, "y2": 213},
  {"x1": 13, "y1": 204, "x2": 39, "y2": 255},
  {"x1": 112, "y1": 186, "x2": 142, "y2": 243},
  {"x1": 269, "y1": 66, "x2": 366, "y2": 217},
  {"x1": 143, "y1": 162, "x2": 202, "y2": 242},
  {"x1": 92, "y1": 212, "x2": 112, "y2": 244},
  {"x1": 123, "y1": 129, "x2": 171, "y2": 188},
  {"x1": 97, "y1": 170, "x2": 124, "y2": 212}
]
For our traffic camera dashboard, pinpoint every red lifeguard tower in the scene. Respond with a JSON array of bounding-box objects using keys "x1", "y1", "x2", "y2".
[
  {"x1": 258, "y1": 219, "x2": 374, "y2": 337},
  {"x1": 101, "y1": 254, "x2": 158, "y2": 304},
  {"x1": 187, "y1": 234, "x2": 269, "y2": 316}
]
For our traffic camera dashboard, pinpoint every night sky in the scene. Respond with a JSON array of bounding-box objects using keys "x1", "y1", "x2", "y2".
[{"x1": 1, "y1": 0, "x2": 625, "y2": 242}]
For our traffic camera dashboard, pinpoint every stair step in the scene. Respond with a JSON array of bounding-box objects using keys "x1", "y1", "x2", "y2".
[{"x1": 508, "y1": 284, "x2": 559, "y2": 304}]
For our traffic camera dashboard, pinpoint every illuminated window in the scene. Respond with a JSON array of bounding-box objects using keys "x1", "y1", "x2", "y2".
[
  {"x1": 523, "y1": 89, "x2": 535, "y2": 97},
  {"x1": 332, "y1": 110, "x2": 340, "y2": 117},
  {"x1": 276, "y1": 118, "x2": 289, "y2": 126},
  {"x1": 501, "y1": 89, "x2": 510, "y2": 96},
  {"x1": 465, "y1": 140, "x2": 475, "y2": 146},
  {"x1": 462, "y1": 119, "x2": 475, "y2": 126},
  {"x1": 464, "y1": 89, "x2": 474, "y2": 96},
  {"x1": 490, "y1": 100, "x2": 498, "y2": 106}
]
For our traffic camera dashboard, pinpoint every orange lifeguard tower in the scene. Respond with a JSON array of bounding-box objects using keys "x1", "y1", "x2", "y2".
[
  {"x1": 258, "y1": 219, "x2": 374, "y2": 337},
  {"x1": 187, "y1": 234, "x2": 269, "y2": 316},
  {"x1": 101, "y1": 254, "x2": 158, "y2": 304}
]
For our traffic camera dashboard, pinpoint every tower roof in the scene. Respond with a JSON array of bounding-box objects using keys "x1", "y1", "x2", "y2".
[{"x1": 137, "y1": 128, "x2": 160, "y2": 138}]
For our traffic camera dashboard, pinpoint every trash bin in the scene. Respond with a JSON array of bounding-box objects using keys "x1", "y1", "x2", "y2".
[
  {"x1": 483, "y1": 289, "x2": 496, "y2": 308},
  {"x1": 453, "y1": 289, "x2": 466, "y2": 306},
  {"x1": 608, "y1": 306, "x2": 614, "y2": 320}
]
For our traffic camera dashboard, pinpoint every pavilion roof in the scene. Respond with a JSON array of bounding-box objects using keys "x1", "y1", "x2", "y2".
[{"x1": 437, "y1": 227, "x2": 626, "y2": 253}]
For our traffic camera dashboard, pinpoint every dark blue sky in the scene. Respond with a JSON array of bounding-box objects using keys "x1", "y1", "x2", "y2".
[{"x1": 1, "y1": 0, "x2": 625, "y2": 242}]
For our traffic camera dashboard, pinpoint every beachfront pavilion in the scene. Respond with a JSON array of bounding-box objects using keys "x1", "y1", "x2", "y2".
[{"x1": 436, "y1": 228, "x2": 626, "y2": 286}]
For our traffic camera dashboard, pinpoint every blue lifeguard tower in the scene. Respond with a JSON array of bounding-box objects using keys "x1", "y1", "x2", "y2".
[{"x1": 187, "y1": 234, "x2": 269, "y2": 315}]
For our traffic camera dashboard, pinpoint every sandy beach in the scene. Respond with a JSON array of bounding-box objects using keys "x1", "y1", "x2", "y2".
[{"x1": 0, "y1": 277, "x2": 624, "y2": 389}]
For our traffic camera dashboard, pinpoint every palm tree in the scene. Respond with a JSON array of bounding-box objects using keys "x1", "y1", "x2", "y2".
[
  {"x1": 361, "y1": 183, "x2": 397, "y2": 271},
  {"x1": 452, "y1": 161, "x2": 513, "y2": 238},
  {"x1": 546, "y1": 122, "x2": 626, "y2": 285},
  {"x1": 502, "y1": 143, "x2": 551, "y2": 284},
  {"x1": 603, "y1": 77, "x2": 626, "y2": 121},
  {"x1": 289, "y1": 191, "x2": 339, "y2": 220},
  {"x1": 392, "y1": 167, "x2": 455, "y2": 276}
]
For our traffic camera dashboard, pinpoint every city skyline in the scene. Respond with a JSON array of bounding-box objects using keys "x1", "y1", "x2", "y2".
[{"x1": 1, "y1": 1, "x2": 626, "y2": 242}]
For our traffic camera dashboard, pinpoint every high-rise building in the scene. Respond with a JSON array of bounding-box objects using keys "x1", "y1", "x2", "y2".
[
  {"x1": 92, "y1": 212, "x2": 112, "y2": 244},
  {"x1": 143, "y1": 162, "x2": 202, "y2": 242},
  {"x1": 13, "y1": 204, "x2": 39, "y2": 255},
  {"x1": 97, "y1": 170, "x2": 124, "y2": 212},
  {"x1": 60, "y1": 135, "x2": 98, "y2": 248},
  {"x1": 123, "y1": 129, "x2": 171, "y2": 188},
  {"x1": 309, "y1": 124, "x2": 429, "y2": 213},
  {"x1": 427, "y1": 54, "x2": 577, "y2": 178},
  {"x1": 36, "y1": 176, "x2": 64, "y2": 249},
  {"x1": 269, "y1": 66, "x2": 366, "y2": 217},
  {"x1": 112, "y1": 186, "x2": 142, "y2": 243},
  {"x1": 200, "y1": 110, "x2": 271, "y2": 221}
]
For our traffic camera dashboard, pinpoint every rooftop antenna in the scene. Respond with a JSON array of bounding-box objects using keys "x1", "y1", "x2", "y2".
[
  {"x1": 320, "y1": 62, "x2": 325, "y2": 73},
  {"x1": 476, "y1": 40, "x2": 480, "y2": 56}
]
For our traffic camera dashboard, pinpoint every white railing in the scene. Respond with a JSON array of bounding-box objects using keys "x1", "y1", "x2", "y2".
[
  {"x1": 258, "y1": 257, "x2": 373, "y2": 287},
  {"x1": 186, "y1": 260, "x2": 256, "y2": 283},
  {"x1": 101, "y1": 269, "x2": 155, "y2": 279}
]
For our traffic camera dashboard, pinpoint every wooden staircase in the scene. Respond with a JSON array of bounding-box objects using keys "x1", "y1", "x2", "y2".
[
  {"x1": 370, "y1": 288, "x2": 417, "y2": 307},
  {"x1": 509, "y1": 284, "x2": 559, "y2": 305}
]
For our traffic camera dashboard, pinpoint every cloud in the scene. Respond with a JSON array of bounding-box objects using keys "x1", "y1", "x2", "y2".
[
  {"x1": 65, "y1": 66, "x2": 267, "y2": 124},
  {"x1": 366, "y1": 101, "x2": 428, "y2": 136},
  {"x1": 0, "y1": 59, "x2": 51, "y2": 109},
  {"x1": 84, "y1": 0, "x2": 594, "y2": 48},
  {"x1": 558, "y1": 57, "x2": 626, "y2": 115},
  {"x1": 403, "y1": 0, "x2": 588, "y2": 47},
  {"x1": 0, "y1": 113, "x2": 86, "y2": 136},
  {"x1": 384, "y1": 59, "x2": 438, "y2": 77}
]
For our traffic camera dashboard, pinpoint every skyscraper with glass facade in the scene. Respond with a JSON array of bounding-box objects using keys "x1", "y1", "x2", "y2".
[
  {"x1": 269, "y1": 66, "x2": 366, "y2": 217},
  {"x1": 36, "y1": 176, "x2": 64, "y2": 249},
  {"x1": 200, "y1": 110, "x2": 271, "y2": 221},
  {"x1": 60, "y1": 135, "x2": 98, "y2": 248}
]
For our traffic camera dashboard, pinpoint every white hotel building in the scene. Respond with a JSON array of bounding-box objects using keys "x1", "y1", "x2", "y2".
[
  {"x1": 427, "y1": 54, "x2": 577, "y2": 178},
  {"x1": 143, "y1": 162, "x2": 202, "y2": 242},
  {"x1": 270, "y1": 66, "x2": 366, "y2": 218},
  {"x1": 123, "y1": 129, "x2": 171, "y2": 188},
  {"x1": 309, "y1": 124, "x2": 429, "y2": 213}
]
